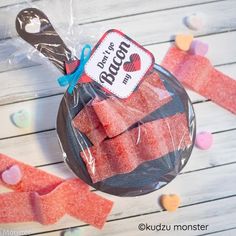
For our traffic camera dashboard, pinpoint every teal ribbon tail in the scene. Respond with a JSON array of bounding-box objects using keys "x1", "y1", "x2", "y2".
[{"x1": 57, "y1": 44, "x2": 92, "y2": 94}]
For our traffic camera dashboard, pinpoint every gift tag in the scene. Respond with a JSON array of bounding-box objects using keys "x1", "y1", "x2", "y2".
[{"x1": 85, "y1": 29, "x2": 154, "y2": 98}]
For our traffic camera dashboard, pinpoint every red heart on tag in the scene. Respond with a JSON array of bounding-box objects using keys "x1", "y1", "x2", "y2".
[{"x1": 123, "y1": 53, "x2": 141, "y2": 72}]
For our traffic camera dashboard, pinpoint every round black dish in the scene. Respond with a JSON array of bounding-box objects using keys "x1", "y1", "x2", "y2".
[{"x1": 56, "y1": 64, "x2": 196, "y2": 197}]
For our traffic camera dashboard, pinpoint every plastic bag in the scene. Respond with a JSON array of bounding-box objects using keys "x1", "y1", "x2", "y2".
[
  {"x1": 0, "y1": 0, "x2": 100, "y2": 75},
  {"x1": 60, "y1": 64, "x2": 196, "y2": 196},
  {"x1": 3, "y1": 2, "x2": 196, "y2": 197}
]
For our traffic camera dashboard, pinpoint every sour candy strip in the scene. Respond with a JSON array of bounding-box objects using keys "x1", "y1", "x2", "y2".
[
  {"x1": 0, "y1": 154, "x2": 113, "y2": 229},
  {"x1": 73, "y1": 70, "x2": 172, "y2": 142},
  {"x1": 81, "y1": 113, "x2": 191, "y2": 183},
  {"x1": 0, "y1": 154, "x2": 63, "y2": 195},
  {"x1": 162, "y1": 46, "x2": 236, "y2": 114},
  {"x1": 0, "y1": 179, "x2": 113, "y2": 229},
  {"x1": 72, "y1": 102, "x2": 107, "y2": 145}
]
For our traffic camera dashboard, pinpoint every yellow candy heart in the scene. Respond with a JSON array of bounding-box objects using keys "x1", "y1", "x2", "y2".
[
  {"x1": 161, "y1": 194, "x2": 181, "y2": 212},
  {"x1": 175, "y1": 34, "x2": 193, "y2": 51}
]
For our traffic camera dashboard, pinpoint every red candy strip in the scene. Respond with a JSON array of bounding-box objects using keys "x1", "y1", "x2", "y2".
[
  {"x1": 86, "y1": 125, "x2": 107, "y2": 145},
  {"x1": 0, "y1": 154, "x2": 63, "y2": 194},
  {"x1": 92, "y1": 76, "x2": 171, "y2": 138},
  {"x1": 73, "y1": 105, "x2": 101, "y2": 134},
  {"x1": 81, "y1": 113, "x2": 191, "y2": 183},
  {"x1": 162, "y1": 46, "x2": 236, "y2": 114},
  {"x1": 0, "y1": 179, "x2": 113, "y2": 228},
  {"x1": 0, "y1": 154, "x2": 113, "y2": 229},
  {"x1": 73, "y1": 70, "x2": 172, "y2": 142},
  {"x1": 72, "y1": 104, "x2": 107, "y2": 144}
]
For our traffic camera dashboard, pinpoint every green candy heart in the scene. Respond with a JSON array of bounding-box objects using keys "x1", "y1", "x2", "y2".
[{"x1": 11, "y1": 110, "x2": 30, "y2": 128}]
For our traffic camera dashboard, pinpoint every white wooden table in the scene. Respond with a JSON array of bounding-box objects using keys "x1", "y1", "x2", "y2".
[{"x1": 0, "y1": 0, "x2": 236, "y2": 235}]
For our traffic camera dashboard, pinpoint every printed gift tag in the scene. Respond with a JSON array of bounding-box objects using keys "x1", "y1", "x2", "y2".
[{"x1": 85, "y1": 29, "x2": 154, "y2": 98}]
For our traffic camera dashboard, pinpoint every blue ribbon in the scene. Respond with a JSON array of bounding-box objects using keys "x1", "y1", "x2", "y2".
[{"x1": 58, "y1": 44, "x2": 92, "y2": 94}]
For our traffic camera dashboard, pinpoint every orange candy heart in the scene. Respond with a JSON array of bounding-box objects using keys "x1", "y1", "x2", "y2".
[
  {"x1": 175, "y1": 34, "x2": 193, "y2": 51},
  {"x1": 160, "y1": 194, "x2": 181, "y2": 212}
]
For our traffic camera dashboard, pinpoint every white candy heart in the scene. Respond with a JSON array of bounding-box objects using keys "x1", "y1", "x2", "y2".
[
  {"x1": 185, "y1": 13, "x2": 206, "y2": 31},
  {"x1": 63, "y1": 228, "x2": 80, "y2": 236},
  {"x1": 2, "y1": 165, "x2": 22, "y2": 185},
  {"x1": 25, "y1": 17, "x2": 41, "y2": 33},
  {"x1": 11, "y1": 109, "x2": 31, "y2": 128}
]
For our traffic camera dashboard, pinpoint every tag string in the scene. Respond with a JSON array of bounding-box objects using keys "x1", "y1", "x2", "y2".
[{"x1": 58, "y1": 44, "x2": 92, "y2": 94}]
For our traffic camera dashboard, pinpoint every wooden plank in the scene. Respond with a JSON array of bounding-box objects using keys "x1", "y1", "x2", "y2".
[
  {"x1": 0, "y1": 0, "x2": 235, "y2": 51},
  {"x1": 0, "y1": 92, "x2": 236, "y2": 139},
  {"x1": 0, "y1": 127, "x2": 235, "y2": 172},
  {"x1": 0, "y1": 130, "x2": 62, "y2": 167},
  {"x1": 0, "y1": 94, "x2": 62, "y2": 138},
  {"x1": 0, "y1": 64, "x2": 62, "y2": 105},
  {"x1": 1, "y1": 1, "x2": 235, "y2": 78},
  {"x1": 0, "y1": 31, "x2": 236, "y2": 105},
  {"x1": 0, "y1": 0, "x2": 220, "y2": 20},
  {"x1": 1, "y1": 1, "x2": 232, "y2": 77},
  {"x1": 43, "y1": 196, "x2": 236, "y2": 236},
  {"x1": 0, "y1": 163, "x2": 235, "y2": 234},
  {"x1": 45, "y1": 225, "x2": 236, "y2": 236},
  {"x1": 194, "y1": 102, "x2": 236, "y2": 133},
  {"x1": 75, "y1": 0, "x2": 236, "y2": 46},
  {"x1": 152, "y1": 32, "x2": 236, "y2": 66},
  {"x1": 183, "y1": 129, "x2": 236, "y2": 172},
  {"x1": 0, "y1": 0, "x2": 226, "y2": 40},
  {"x1": 60, "y1": 0, "x2": 226, "y2": 25},
  {"x1": 1, "y1": 61, "x2": 234, "y2": 104}
]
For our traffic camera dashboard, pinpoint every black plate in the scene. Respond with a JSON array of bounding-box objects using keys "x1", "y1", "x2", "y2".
[{"x1": 57, "y1": 64, "x2": 196, "y2": 197}]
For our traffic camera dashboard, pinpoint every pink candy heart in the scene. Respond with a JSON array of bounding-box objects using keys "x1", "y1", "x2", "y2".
[
  {"x1": 195, "y1": 132, "x2": 213, "y2": 150},
  {"x1": 190, "y1": 40, "x2": 208, "y2": 56},
  {"x1": 1, "y1": 165, "x2": 22, "y2": 185}
]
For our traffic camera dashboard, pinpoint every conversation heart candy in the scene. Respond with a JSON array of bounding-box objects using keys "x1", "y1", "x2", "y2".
[
  {"x1": 195, "y1": 131, "x2": 213, "y2": 150},
  {"x1": 190, "y1": 40, "x2": 209, "y2": 56},
  {"x1": 175, "y1": 34, "x2": 193, "y2": 51},
  {"x1": 2, "y1": 165, "x2": 22, "y2": 185},
  {"x1": 11, "y1": 109, "x2": 30, "y2": 128},
  {"x1": 185, "y1": 13, "x2": 206, "y2": 31},
  {"x1": 63, "y1": 228, "x2": 80, "y2": 236},
  {"x1": 160, "y1": 194, "x2": 181, "y2": 212}
]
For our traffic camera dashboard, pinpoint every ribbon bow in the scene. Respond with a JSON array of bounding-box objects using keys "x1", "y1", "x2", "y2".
[{"x1": 58, "y1": 44, "x2": 92, "y2": 94}]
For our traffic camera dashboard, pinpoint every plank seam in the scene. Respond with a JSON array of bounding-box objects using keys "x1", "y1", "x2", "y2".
[
  {"x1": 197, "y1": 226, "x2": 236, "y2": 236},
  {"x1": 0, "y1": 128, "x2": 56, "y2": 140},
  {"x1": 142, "y1": 29, "x2": 236, "y2": 47},
  {"x1": 180, "y1": 160, "x2": 236, "y2": 175}
]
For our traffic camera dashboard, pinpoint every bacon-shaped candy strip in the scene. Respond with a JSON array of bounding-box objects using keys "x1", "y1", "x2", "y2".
[
  {"x1": 81, "y1": 113, "x2": 191, "y2": 183},
  {"x1": 72, "y1": 106, "x2": 107, "y2": 144},
  {"x1": 73, "y1": 70, "x2": 172, "y2": 142},
  {"x1": 0, "y1": 154, "x2": 113, "y2": 229},
  {"x1": 0, "y1": 154, "x2": 63, "y2": 194},
  {"x1": 0, "y1": 179, "x2": 113, "y2": 229},
  {"x1": 162, "y1": 46, "x2": 236, "y2": 114}
]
